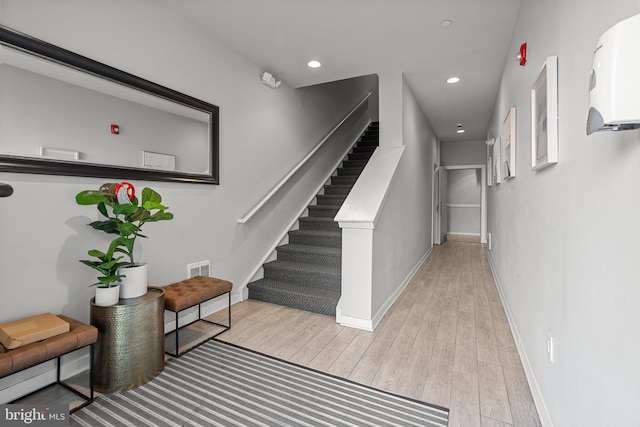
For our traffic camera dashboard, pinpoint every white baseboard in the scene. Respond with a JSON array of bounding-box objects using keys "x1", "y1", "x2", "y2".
[
  {"x1": 485, "y1": 250, "x2": 554, "y2": 427},
  {"x1": 336, "y1": 309, "x2": 374, "y2": 331}
]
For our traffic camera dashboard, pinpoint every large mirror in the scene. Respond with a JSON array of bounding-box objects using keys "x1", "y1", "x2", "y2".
[{"x1": 0, "y1": 26, "x2": 219, "y2": 184}]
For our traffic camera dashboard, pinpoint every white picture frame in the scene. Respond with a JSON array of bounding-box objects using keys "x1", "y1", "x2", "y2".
[
  {"x1": 486, "y1": 138, "x2": 494, "y2": 187},
  {"x1": 531, "y1": 56, "x2": 558, "y2": 170},
  {"x1": 494, "y1": 137, "x2": 502, "y2": 185},
  {"x1": 502, "y1": 107, "x2": 516, "y2": 180}
]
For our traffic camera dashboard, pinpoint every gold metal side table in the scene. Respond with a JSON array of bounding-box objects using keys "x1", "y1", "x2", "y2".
[{"x1": 90, "y1": 287, "x2": 165, "y2": 393}]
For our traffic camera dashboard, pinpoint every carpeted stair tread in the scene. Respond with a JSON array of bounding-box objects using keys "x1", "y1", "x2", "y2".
[
  {"x1": 277, "y1": 243, "x2": 341, "y2": 267},
  {"x1": 288, "y1": 229, "x2": 342, "y2": 248},
  {"x1": 342, "y1": 159, "x2": 368, "y2": 168},
  {"x1": 263, "y1": 259, "x2": 341, "y2": 289},
  {"x1": 316, "y1": 194, "x2": 347, "y2": 206},
  {"x1": 331, "y1": 175, "x2": 358, "y2": 185},
  {"x1": 337, "y1": 167, "x2": 365, "y2": 176},
  {"x1": 247, "y1": 279, "x2": 340, "y2": 316},
  {"x1": 248, "y1": 279, "x2": 340, "y2": 300},
  {"x1": 298, "y1": 216, "x2": 341, "y2": 231},
  {"x1": 308, "y1": 205, "x2": 341, "y2": 218},
  {"x1": 352, "y1": 146, "x2": 377, "y2": 154},
  {"x1": 323, "y1": 184, "x2": 353, "y2": 195},
  {"x1": 348, "y1": 152, "x2": 375, "y2": 161},
  {"x1": 278, "y1": 243, "x2": 341, "y2": 257},
  {"x1": 263, "y1": 260, "x2": 341, "y2": 278}
]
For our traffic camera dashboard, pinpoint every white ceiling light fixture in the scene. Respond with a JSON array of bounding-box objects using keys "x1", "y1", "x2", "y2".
[
  {"x1": 440, "y1": 20, "x2": 452, "y2": 27},
  {"x1": 456, "y1": 123, "x2": 465, "y2": 134},
  {"x1": 307, "y1": 60, "x2": 321, "y2": 68},
  {"x1": 447, "y1": 77, "x2": 460, "y2": 84}
]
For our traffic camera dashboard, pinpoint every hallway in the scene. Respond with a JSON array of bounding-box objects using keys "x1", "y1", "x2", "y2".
[{"x1": 213, "y1": 242, "x2": 541, "y2": 426}]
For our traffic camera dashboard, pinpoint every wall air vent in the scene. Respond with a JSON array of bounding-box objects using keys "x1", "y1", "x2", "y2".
[{"x1": 187, "y1": 260, "x2": 211, "y2": 278}]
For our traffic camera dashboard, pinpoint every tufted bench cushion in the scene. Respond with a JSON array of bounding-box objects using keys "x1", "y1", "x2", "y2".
[
  {"x1": 163, "y1": 276, "x2": 232, "y2": 312},
  {"x1": 0, "y1": 315, "x2": 97, "y2": 378},
  {"x1": 0, "y1": 315, "x2": 97, "y2": 412},
  {"x1": 162, "y1": 276, "x2": 232, "y2": 357}
]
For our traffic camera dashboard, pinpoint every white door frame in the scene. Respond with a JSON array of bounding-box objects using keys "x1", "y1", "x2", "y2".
[
  {"x1": 431, "y1": 163, "x2": 440, "y2": 245},
  {"x1": 441, "y1": 164, "x2": 487, "y2": 243}
]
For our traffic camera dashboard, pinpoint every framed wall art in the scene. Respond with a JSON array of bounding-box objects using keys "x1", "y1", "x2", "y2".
[
  {"x1": 531, "y1": 55, "x2": 558, "y2": 170},
  {"x1": 502, "y1": 107, "x2": 516, "y2": 180},
  {"x1": 494, "y1": 136, "x2": 501, "y2": 185},
  {"x1": 486, "y1": 138, "x2": 494, "y2": 187}
]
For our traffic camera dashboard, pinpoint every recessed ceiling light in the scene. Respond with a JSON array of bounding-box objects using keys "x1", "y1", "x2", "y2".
[
  {"x1": 457, "y1": 129, "x2": 465, "y2": 134},
  {"x1": 447, "y1": 77, "x2": 460, "y2": 84},
  {"x1": 440, "y1": 20, "x2": 452, "y2": 27},
  {"x1": 308, "y1": 60, "x2": 321, "y2": 68}
]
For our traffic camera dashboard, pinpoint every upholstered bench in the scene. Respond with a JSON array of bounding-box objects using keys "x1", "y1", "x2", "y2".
[
  {"x1": 0, "y1": 315, "x2": 97, "y2": 412},
  {"x1": 163, "y1": 276, "x2": 232, "y2": 357}
]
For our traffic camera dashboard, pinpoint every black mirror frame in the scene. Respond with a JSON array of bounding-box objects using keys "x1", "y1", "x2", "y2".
[{"x1": 0, "y1": 26, "x2": 219, "y2": 185}]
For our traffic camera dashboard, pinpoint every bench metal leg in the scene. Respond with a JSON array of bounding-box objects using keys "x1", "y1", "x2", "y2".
[
  {"x1": 165, "y1": 291, "x2": 231, "y2": 358},
  {"x1": 6, "y1": 344, "x2": 96, "y2": 413},
  {"x1": 56, "y1": 344, "x2": 94, "y2": 413}
]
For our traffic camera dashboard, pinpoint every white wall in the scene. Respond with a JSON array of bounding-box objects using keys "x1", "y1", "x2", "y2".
[
  {"x1": 0, "y1": 0, "x2": 376, "y2": 331},
  {"x1": 371, "y1": 75, "x2": 435, "y2": 317},
  {"x1": 440, "y1": 139, "x2": 486, "y2": 166},
  {"x1": 486, "y1": 1, "x2": 640, "y2": 425}
]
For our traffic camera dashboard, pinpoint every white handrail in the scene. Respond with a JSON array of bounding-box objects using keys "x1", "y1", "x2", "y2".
[{"x1": 237, "y1": 92, "x2": 372, "y2": 224}]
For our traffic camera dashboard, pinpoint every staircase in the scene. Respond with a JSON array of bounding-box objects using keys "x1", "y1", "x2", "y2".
[{"x1": 247, "y1": 122, "x2": 379, "y2": 316}]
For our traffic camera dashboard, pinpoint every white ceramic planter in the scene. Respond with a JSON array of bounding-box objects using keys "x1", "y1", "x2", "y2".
[
  {"x1": 94, "y1": 285, "x2": 120, "y2": 306},
  {"x1": 118, "y1": 263, "x2": 148, "y2": 299}
]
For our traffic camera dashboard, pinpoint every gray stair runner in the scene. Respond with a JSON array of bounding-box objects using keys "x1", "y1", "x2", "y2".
[{"x1": 247, "y1": 122, "x2": 379, "y2": 316}]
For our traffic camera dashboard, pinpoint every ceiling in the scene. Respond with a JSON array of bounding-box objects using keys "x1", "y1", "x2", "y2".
[{"x1": 159, "y1": 0, "x2": 522, "y2": 143}]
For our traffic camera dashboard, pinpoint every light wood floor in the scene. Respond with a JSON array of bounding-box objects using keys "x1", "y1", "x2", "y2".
[{"x1": 208, "y1": 241, "x2": 541, "y2": 427}]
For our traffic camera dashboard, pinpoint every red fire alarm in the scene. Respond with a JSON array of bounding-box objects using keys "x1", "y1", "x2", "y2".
[
  {"x1": 110, "y1": 124, "x2": 120, "y2": 135},
  {"x1": 517, "y1": 43, "x2": 527, "y2": 66}
]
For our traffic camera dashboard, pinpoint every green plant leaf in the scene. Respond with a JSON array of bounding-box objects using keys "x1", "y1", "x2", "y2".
[
  {"x1": 144, "y1": 212, "x2": 174, "y2": 222},
  {"x1": 76, "y1": 190, "x2": 113, "y2": 206},
  {"x1": 119, "y1": 222, "x2": 140, "y2": 237},
  {"x1": 97, "y1": 202, "x2": 108, "y2": 217},
  {"x1": 113, "y1": 204, "x2": 140, "y2": 216},
  {"x1": 141, "y1": 187, "x2": 162, "y2": 205},
  {"x1": 87, "y1": 249, "x2": 107, "y2": 258},
  {"x1": 127, "y1": 208, "x2": 149, "y2": 222},
  {"x1": 142, "y1": 201, "x2": 168, "y2": 211},
  {"x1": 89, "y1": 220, "x2": 121, "y2": 235}
]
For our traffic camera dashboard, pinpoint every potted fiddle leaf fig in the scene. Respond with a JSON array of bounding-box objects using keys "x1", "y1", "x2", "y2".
[
  {"x1": 76, "y1": 183, "x2": 173, "y2": 299},
  {"x1": 81, "y1": 238, "x2": 128, "y2": 306}
]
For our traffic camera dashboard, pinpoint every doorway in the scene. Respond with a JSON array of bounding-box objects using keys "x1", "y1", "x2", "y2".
[{"x1": 433, "y1": 164, "x2": 486, "y2": 244}]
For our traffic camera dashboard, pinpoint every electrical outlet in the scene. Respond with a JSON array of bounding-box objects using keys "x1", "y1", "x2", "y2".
[{"x1": 547, "y1": 333, "x2": 554, "y2": 363}]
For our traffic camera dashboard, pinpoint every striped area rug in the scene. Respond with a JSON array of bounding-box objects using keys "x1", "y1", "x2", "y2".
[{"x1": 71, "y1": 340, "x2": 449, "y2": 426}]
